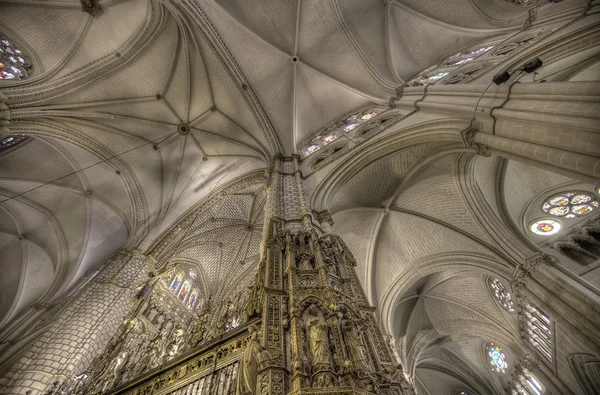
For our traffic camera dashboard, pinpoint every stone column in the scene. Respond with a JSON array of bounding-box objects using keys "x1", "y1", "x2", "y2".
[
  {"x1": 240, "y1": 157, "x2": 412, "y2": 395},
  {"x1": 0, "y1": 249, "x2": 154, "y2": 395}
]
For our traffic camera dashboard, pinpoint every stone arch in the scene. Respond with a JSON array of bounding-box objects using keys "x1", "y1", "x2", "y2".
[
  {"x1": 568, "y1": 353, "x2": 600, "y2": 395},
  {"x1": 380, "y1": 252, "x2": 514, "y2": 336}
]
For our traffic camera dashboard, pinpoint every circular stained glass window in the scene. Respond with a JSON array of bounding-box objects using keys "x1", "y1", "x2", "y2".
[
  {"x1": 530, "y1": 219, "x2": 561, "y2": 235},
  {"x1": 489, "y1": 278, "x2": 514, "y2": 312},
  {"x1": 189, "y1": 269, "x2": 197, "y2": 279},
  {"x1": 542, "y1": 191, "x2": 598, "y2": 218},
  {"x1": 486, "y1": 342, "x2": 508, "y2": 373}
]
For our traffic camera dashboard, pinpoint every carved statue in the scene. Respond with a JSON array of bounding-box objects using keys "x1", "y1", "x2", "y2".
[
  {"x1": 235, "y1": 324, "x2": 263, "y2": 395},
  {"x1": 325, "y1": 258, "x2": 339, "y2": 276},
  {"x1": 306, "y1": 315, "x2": 331, "y2": 367},
  {"x1": 165, "y1": 328, "x2": 185, "y2": 362},
  {"x1": 100, "y1": 350, "x2": 128, "y2": 392},
  {"x1": 342, "y1": 317, "x2": 371, "y2": 372},
  {"x1": 298, "y1": 254, "x2": 313, "y2": 270},
  {"x1": 188, "y1": 316, "x2": 208, "y2": 348},
  {"x1": 133, "y1": 341, "x2": 151, "y2": 377}
]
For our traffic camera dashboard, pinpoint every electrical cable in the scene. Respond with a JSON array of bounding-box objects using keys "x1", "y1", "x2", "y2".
[
  {"x1": 0, "y1": 131, "x2": 177, "y2": 205},
  {"x1": 471, "y1": 81, "x2": 496, "y2": 124}
]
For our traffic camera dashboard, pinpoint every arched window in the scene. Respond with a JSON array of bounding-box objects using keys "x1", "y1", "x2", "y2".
[
  {"x1": 0, "y1": 134, "x2": 28, "y2": 152},
  {"x1": 0, "y1": 36, "x2": 32, "y2": 80},
  {"x1": 406, "y1": 43, "x2": 495, "y2": 86},
  {"x1": 510, "y1": 369, "x2": 546, "y2": 395},
  {"x1": 187, "y1": 288, "x2": 199, "y2": 310},
  {"x1": 486, "y1": 342, "x2": 508, "y2": 374},
  {"x1": 178, "y1": 280, "x2": 191, "y2": 302},
  {"x1": 522, "y1": 302, "x2": 552, "y2": 362},
  {"x1": 304, "y1": 143, "x2": 320, "y2": 157},
  {"x1": 542, "y1": 191, "x2": 598, "y2": 219},
  {"x1": 301, "y1": 107, "x2": 384, "y2": 158},
  {"x1": 170, "y1": 271, "x2": 184, "y2": 292},
  {"x1": 489, "y1": 278, "x2": 515, "y2": 312}
]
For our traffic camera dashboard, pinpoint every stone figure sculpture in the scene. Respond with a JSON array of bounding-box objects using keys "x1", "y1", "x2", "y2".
[
  {"x1": 299, "y1": 255, "x2": 313, "y2": 269},
  {"x1": 307, "y1": 316, "x2": 331, "y2": 367},
  {"x1": 235, "y1": 324, "x2": 263, "y2": 395},
  {"x1": 342, "y1": 317, "x2": 370, "y2": 372}
]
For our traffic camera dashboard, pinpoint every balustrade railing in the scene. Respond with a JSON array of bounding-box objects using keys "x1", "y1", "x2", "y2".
[{"x1": 109, "y1": 319, "x2": 258, "y2": 395}]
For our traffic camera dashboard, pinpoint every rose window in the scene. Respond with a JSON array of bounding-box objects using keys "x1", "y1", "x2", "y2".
[{"x1": 542, "y1": 192, "x2": 598, "y2": 219}]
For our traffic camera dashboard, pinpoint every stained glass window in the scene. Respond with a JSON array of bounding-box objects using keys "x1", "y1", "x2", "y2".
[
  {"x1": 406, "y1": 39, "x2": 500, "y2": 87},
  {"x1": 489, "y1": 278, "x2": 515, "y2": 312},
  {"x1": 301, "y1": 106, "x2": 384, "y2": 158},
  {"x1": 486, "y1": 342, "x2": 508, "y2": 373},
  {"x1": 529, "y1": 219, "x2": 561, "y2": 236},
  {"x1": 343, "y1": 121, "x2": 359, "y2": 132},
  {"x1": 0, "y1": 36, "x2": 31, "y2": 80},
  {"x1": 189, "y1": 269, "x2": 197, "y2": 279},
  {"x1": 360, "y1": 110, "x2": 378, "y2": 121},
  {"x1": 541, "y1": 191, "x2": 597, "y2": 219},
  {"x1": 468, "y1": 46, "x2": 494, "y2": 55},
  {"x1": 0, "y1": 134, "x2": 28, "y2": 152},
  {"x1": 427, "y1": 71, "x2": 450, "y2": 82},
  {"x1": 322, "y1": 134, "x2": 337, "y2": 145},
  {"x1": 187, "y1": 289, "x2": 198, "y2": 310},
  {"x1": 170, "y1": 271, "x2": 183, "y2": 292},
  {"x1": 178, "y1": 280, "x2": 191, "y2": 302},
  {"x1": 304, "y1": 144, "x2": 320, "y2": 156}
]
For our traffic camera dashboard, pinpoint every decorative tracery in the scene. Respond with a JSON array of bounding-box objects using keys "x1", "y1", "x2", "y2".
[
  {"x1": 302, "y1": 107, "x2": 384, "y2": 158},
  {"x1": 529, "y1": 219, "x2": 561, "y2": 236},
  {"x1": 0, "y1": 36, "x2": 31, "y2": 80},
  {"x1": 489, "y1": 278, "x2": 515, "y2": 312},
  {"x1": 509, "y1": 368, "x2": 546, "y2": 395},
  {"x1": 541, "y1": 191, "x2": 598, "y2": 219},
  {"x1": 406, "y1": 44, "x2": 495, "y2": 86},
  {"x1": 487, "y1": 342, "x2": 508, "y2": 373},
  {"x1": 165, "y1": 268, "x2": 201, "y2": 312},
  {"x1": 522, "y1": 302, "x2": 552, "y2": 362}
]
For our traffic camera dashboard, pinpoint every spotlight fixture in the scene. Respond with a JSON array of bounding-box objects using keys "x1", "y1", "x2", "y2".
[
  {"x1": 493, "y1": 71, "x2": 510, "y2": 85},
  {"x1": 523, "y1": 57, "x2": 543, "y2": 73}
]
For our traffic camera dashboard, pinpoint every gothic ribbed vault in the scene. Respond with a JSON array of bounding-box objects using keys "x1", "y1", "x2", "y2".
[{"x1": 1, "y1": 0, "x2": 599, "y2": 394}]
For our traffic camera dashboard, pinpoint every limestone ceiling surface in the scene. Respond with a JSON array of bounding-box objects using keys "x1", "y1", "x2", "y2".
[{"x1": 203, "y1": 0, "x2": 527, "y2": 147}]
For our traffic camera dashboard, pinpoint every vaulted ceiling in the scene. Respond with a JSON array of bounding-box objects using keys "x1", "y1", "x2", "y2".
[
  {"x1": 1, "y1": 0, "x2": 548, "y2": 392},
  {"x1": 319, "y1": 138, "x2": 597, "y2": 393}
]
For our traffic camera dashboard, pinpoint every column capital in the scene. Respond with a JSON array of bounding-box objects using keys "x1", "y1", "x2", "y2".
[{"x1": 513, "y1": 253, "x2": 555, "y2": 292}]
